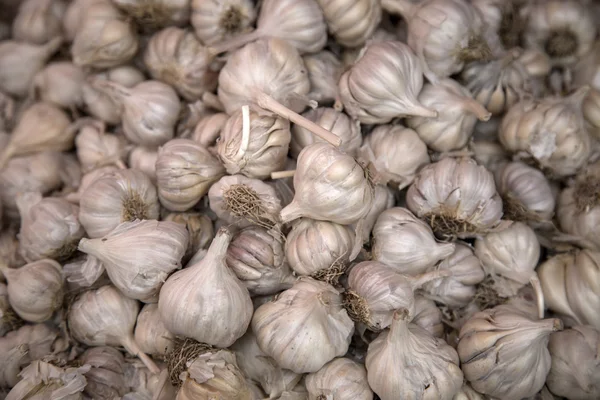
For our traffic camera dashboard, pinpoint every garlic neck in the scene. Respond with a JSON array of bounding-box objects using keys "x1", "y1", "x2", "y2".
[
  {"x1": 409, "y1": 269, "x2": 451, "y2": 290},
  {"x1": 388, "y1": 308, "x2": 411, "y2": 340},
  {"x1": 202, "y1": 228, "x2": 233, "y2": 265}
]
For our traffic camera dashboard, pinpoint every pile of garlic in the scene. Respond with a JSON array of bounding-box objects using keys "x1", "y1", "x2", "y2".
[{"x1": 1, "y1": 0, "x2": 600, "y2": 398}]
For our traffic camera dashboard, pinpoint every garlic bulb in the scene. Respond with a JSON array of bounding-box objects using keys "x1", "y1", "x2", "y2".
[
  {"x1": 68, "y1": 285, "x2": 160, "y2": 374},
  {"x1": 304, "y1": 51, "x2": 343, "y2": 108},
  {"x1": 17, "y1": 192, "x2": 85, "y2": 262},
  {"x1": 124, "y1": 361, "x2": 177, "y2": 400},
  {"x1": 209, "y1": 174, "x2": 282, "y2": 229},
  {"x1": 495, "y1": 161, "x2": 555, "y2": 222},
  {"x1": 470, "y1": 140, "x2": 509, "y2": 174},
  {"x1": 71, "y1": 0, "x2": 139, "y2": 68},
  {"x1": 358, "y1": 124, "x2": 430, "y2": 189},
  {"x1": 252, "y1": 278, "x2": 354, "y2": 373},
  {"x1": 413, "y1": 295, "x2": 444, "y2": 338},
  {"x1": 366, "y1": 309, "x2": 463, "y2": 400},
  {"x1": 227, "y1": 226, "x2": 296, "y2": 295},
  {"x1": 79, "y1": 346, "x2": 129, "y2": 400},
  {"x1": 12, "y1": 0, "x2": 66, "y2": 44},
  {"x1": 191, "y1": 0, "x2": 257, "y2": 46},
  {"x1": 406, "y1": 157, "x2": 504, "y2": 239},
  {"x1": 190, "y1": 112, "x2": 229, "y2": 147},
  {"x1": 372, "y1": 207, "x2": 456, "y2": 275},
  {"x1": 159, "y1": 228, "x2": 253, "y2": 347},
  {"x1": 0, "y1": 37, "x2": 62, "y2": 97},
  {"x1": 317, "y1": 0, "x2": 381, "y2": 47},
  {"x1": 62, "y1": 0, "x2": 97, "y2": 41},
  {"x1": 135, "y1": 303, "x2": 175, "y2": 356},
  {"x1": 407, "y1": 79, "x2": 491, "y2": 152},
  {"x1": 355, "y1": 184, "x2": 394, "y2": 245},
  {"x1": 164, "y1": 212, "x2": 214, "y2": 263},
  {"x1": 281, "y1": 142, "x2": 374, "y2": 225},
  {"x1": 75, "y1": 119, "x2": 127, "y2": 172},
  {"x1": 128, "y1": 147, "x2": 158, "y2": 183},
  {"x1": 79, "y1": 169, "x2": 160, "y2": 238},
  {"x1": 217, "y1": 105, "x2": 291, "y2": 179},
  {"x1": 1, "y1": 259, "x2": 63, "y2": 322},
  {"x1": 65, "y1": 165, "x2": 118, "y2": 204},
  {"x1": 62, "y1": 254, "x2": 106, "y2": 290},
  {"x1": 78, "y1": 220, "x2": 189, "y2": 302},
  {"x1": 144, "y1": 27, "x2": 218, "y2": 101},
  {"x1": 457, "y1": 305, "x2": 562, "y2": 399},
  {"x1": 339, "y1": 40, "x2": 436, "y2": 124},
  {"x1": 546, "y1": 325, "x2": 600, "y2": 400},
  {"x1": 33, "y1": 61, "x2": 86, "y2": 110},
  {"x1": 305, "y1": 357, "x2": 373, "y2": 400},
  {"x1": 112, "y1": 0, "x2": 189, "y2": 29}
]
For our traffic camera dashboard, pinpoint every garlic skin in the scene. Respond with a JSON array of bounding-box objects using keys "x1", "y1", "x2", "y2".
[
  {"x1": 32, "y1": 61, "x2": 86, "y2": 110},
  {"x1": 358, "y1": 124, "x2": 430, "y2": 189},
  {"x1": 458, "y1": 305, "x2": 562, "y2": 400},
  {"x1": 191, "y1": 0, "x2": 257, "y2": 46},
  {"x1": 71, "y1": 1, "x2": 139, "y2": 68},
  {"x1": 291, "y1": 107, "x2": 362, "y2": 158},
  {"x1": 75, "y1": 119, "x2": 127, "y2": 172},
  {"x1": 164, "y1": 212, "x2": 214, "y2": 263},
  {"x1": 305, "y1": 357, "x2": 373, "y2": 400},
  {"x1": 144, "y1": 27, "x2": 218, "y2": 101},
  {"x1": 134, "y1": 303, "x2": 175, "y2": 356},
  {"x1": 339, "y1": 41, "x2": 437, "y2": 124},
  {"x1": 128, "y1": 147, "x2": 158, "y2": 183},
  {"x1": 159, "y1": 229, "x2": 253, "y2": 347},
  {"x1": 79, "y1": 346, "x2": 129, "y2": 400},
  {"x1": 217, "y1": 105, "x2": 291, "y2": 179},
  {"x1": 12, "y1": 0, "x2": 66, "y2": 44},
  {"x1": 366, "y1": 309, "x2": 463, "y2": 400},
  {"x1": 372, "y1": 207, "x2": 456, "y2": 275},
  {"x1": 546, "y1": 325, "x2": 600, "y2": 400},
  {"x1": 78, "y1": 220, "x2": 189, "y2": 302},
  {"x1": 252, "y1": 278, "x2": 354, "y2": 374},
  {"x1": 190, "y1": 112, "x2": 229, "y2": 147},
  {"x1": 412, "y1": 295, "x2": 444, "y2": 338},
  {"x1": 113, "y1": 0, "x2": 190, "y2": 29},
  {"x1": 317, "y1": 0, "x2": 381, "y2": 47},
  {"x1": 65, "y1": 165, "x2": 118, "y2": 205},
  {"x1": 406, "y1": 157, "x2": 504, "y2": 239},
  {"x1": 407, "y1": 79, "x2": 491, "y2": 152},
  {"x1": 304, "y1": 51, "x2": 343, "y2": 108},
  {"x1": 63, "y1": 0, "x2": 97, "y2": 41},
  {"x1": 1, "y1": 259, "x2": 63, "y2": 323},
  {"x1": 79, "y1": 169, "x2": 160, "y2": 238}
]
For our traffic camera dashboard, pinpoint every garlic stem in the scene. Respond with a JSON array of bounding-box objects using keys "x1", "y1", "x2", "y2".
[
  {"x1": 209, "y1": 29, "x2": 264, "y2": 55},
  {"x1": 409, "y1": 269, "x2": 451, "y2": 290},
  {"x1": 460, "y1": 96, "x2": 491, "y2": 121},
  {"x1": 206, "y1": 228, "x2": 233, "y2": 261},
  {"x1": 121, "y1": 334, "x2": 160, "y2": 375},
  {"x1": 270, "y1": 170, "x2": 296, "y2": 179},
  {"x1": 409, "y1": 102, "x2": 439, "y2": 118},
  {"x1": 529, "y1": 272, "x2": 545, "y2": 319},
  {"x1": 151, "y1": 369, "x2": 171, "y2": 400},
  {"x1": 280, "y1": 201, "x2": 305, "y2": 224},
  {"x1": 235, "y1": 105, "x2": 251, "y2": 159}
]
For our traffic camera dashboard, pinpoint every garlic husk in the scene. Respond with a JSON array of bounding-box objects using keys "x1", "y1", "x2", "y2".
[
  {"x1": 0, "y1": 343, "x2": 28, "y2": 389},
  {"x1": 406, "y1": 157, "x2": 504, "y2": 239},
  {"x1": 79, "y1": 169, "x2": 160, "y2": 238},
  {"x1": 12, "y1": 0, "x2": 66, "y2": 44},
  {"x1": 191, "y1": 0, "x2": 257, "y2": 46},
  {"x1": 354, "y1": 184, "x2": 394, "y2": 245},
  {"x1": 68, "y1": 285, "x2": 160, "y2": 374},
  {"x1": 209, "y1": 174, "x2": 282, "y2": 230},
  {"x1": 190, "y1": 112, "x2": 229, "y2": 147},
  {"x1": 128, "y1": 147, "x2": 158, "y2": 183},
  {"x1": 32, "y1": 61, "x2": 86, "y2": 110},
  {"x1": 158, "y1": 228, "x2": 253, "y2": 347},
  {"x1": 407, "y1": 79, "x2": 491, "y2": 152},
  {"x1": 366, "y1": 309, "x2": 463, "y2": 400},
  {"x1": 78, "y1": 346, "x2": 129, "y2": 400},
  {"x1": 124, "y1": 360, "x2": 176, "y2": 400},
  {"x1": 317, "y1": 0, "x2": 381, "y2": 47},
  {"x1": 75, "y1": 119, "x2": 127, "y2": 172},
  {"x1": 156, "y1": 138, "x2": 225, "y2": 211},
  {"x1": 358, "y1": 124, "x2": 430, "y2": 189},
  {"x1": 62, "y1": 0, "x2": 97, "y2": 42},
  {"x1": 134, "y1": 303, "x2": 175, "y2": 356},
  {"x1": 64, "y1": 165, "x2": 119, "y2": 204},
  {"x1": 546, "y1": 325, "x2": 600, "y2": 400},
  {"x1": 372, "y1": 207, "x2": 456, "y2": 275},
  {"x1": 281, "y1": 142, "x2": 374, "y2": 225},
  {"x1": 63, "y1": 254, "x2": 106, "y2": 290},
  {"x1": 227, "y1": 226, "x2": 296, "y2": 296},
  {"x1": 17, "y1": 192, "x2": 85, "y2": 262},
  {"x1": 457, "y1": 304, "x2": 563, "y2": 399},
  {"x1": 0, "y1": 36, "x2": 62, "y2": 97},
  {"x1": 303, "y1": 51, "x2": 343, "y2": 108},
  {"x1": 217, "y1": 105, "x2": 291, "y2": 179},
  {"x1": 144, "y1": 27, "x2": 218, "y2": 101},
  {"x1": 412, "y1": 295, "x2": 444, "y2": 338},
  {"x1": 305, "y1": 357, "x2": 373, "y2": 400},
  {"x1": 78, "y1": 219, "x2": 189, "y2": 302},
  {"x1": 339, "y1": 40, "x2": 436, "y2": 124},
  {"x1": 113, "y1": 0, "x2": 189, "y2": 29},
  {"x1": 1, "y1": 259, "x2": 63, "y2": 323},
  {"x1": 71, "y1": 0, "x2": 139, "y2": 68},
  {"x1": 164, "y1": 212, "x2": 214, "y2": 264},
  {"x1": 252, "y1": 278, "x2": 354, "y2": 374}
]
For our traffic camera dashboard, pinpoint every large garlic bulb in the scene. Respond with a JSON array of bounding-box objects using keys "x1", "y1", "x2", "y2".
[
  {"x1": 252, "y1": 278, "x2": 354, "y2": 373},
  {"x1": 32, "y1": 61, "x2": 86, "y2": 110},
  {"x1": 79, "y1": 346, "x2": 129, "y2": 400},
  {"x1": 191, "y1": 0, "x2": 256, "y2": 46},
  {"x1": 457, "y1": 305, "x2": 562, "y2": 399},
  {"x1": 316, "y1": 0, "x2": 381, "y2": 47},
  {"x1": 12, "y1": 0, "x2": 66, "y2": 44},
  {"x1": 112, "y1": 0, "x2": 189, "y2": 29},
  {"x1": 134, "y1": 303, "x2": 175, "y2": 357},
  {"x1": 304, "y1": 51, "x2": 343, "y2": 109},
  {"x1": 74, "y1": 119, "x2": 127, "y2": 172},
  {"x1": 305, "y1": 357, "x2": 373, "y2": 400},
  {"x1": 366, "y1": 309, "x2": 464, "y2": 400}
]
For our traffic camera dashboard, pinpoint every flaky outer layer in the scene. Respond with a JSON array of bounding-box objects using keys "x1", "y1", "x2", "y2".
[
  {"x1": 316, "y1": 0, "x2": 381, "y2": 47},
  {"x1": 305, "y1": 357, "x2": 373, "y2": 400}
]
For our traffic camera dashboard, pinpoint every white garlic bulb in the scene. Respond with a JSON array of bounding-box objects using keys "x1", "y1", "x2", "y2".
[
  {"x1": 372, "y1": 207, "x2": 456, "y2": 275},
  {"x1": 75, "y1": 119, "x2": 127, "y2": 172},
  {"x1": 190, "y1": 112, "x2": 229, "y2": 148},
  {"x1": 406, "y1": 157, "x2": 504, "y2": 239},
  {"x1": 79, "y1": 346, "x2": 129, "y2": 400},
  {"x1": 125, "y1": 360, "x2": 176, "y2": 400},
  {"x1": 413, "y1": 295, "x2": 444, "y2": 338},
  {"x1": 407, "y1": 79, "x2": 491, "y2": 152},
  {"x1": 32, "y1": 61, "x2": 86, "y2": 110},
  {"x1": 339, "y1": 40, "x2": 437, "y2": 124},
  {"x1": 217, "y1": 105, "x2": 291, "y2": 179},
  {"x1": 134, "y1": 303, "x2": 175, "y2": 356},
  {"x1": 191, "y1": 0, "x2": 257, "y2": 46},
  {"x1": 304, "y1": 51, "x2": 343, "y2": 109},
  {"x1": 252, "y1": 278, "x2": 354, "y2": 373},
  {"x1": 366, "y1": 309, "x2": 464, "y2": 400},
  {"x1": 64, "y1": 165, "x2": 118, "y2": 204},
  {"x1": 305, "y1": 357, "x2": 373, "y2": 400},
  {"x1": 128, "y1": 147, "x2": 158, "y2": 183},
  {"x1": 470, "y1": 140, "x2": 509, "y2": 174},
  {"x1": 12, "y1": 0, "x2": 66, "y2": 44},
  {"x1": 458, "y1": 305, "x2": 562, "y2": 400},
  {"x1": 78, "y1": 220, "x2": 188, "y2": 302},
  {"x1": 62, "y1": 0, "x2": 97, "y2": 42},
  {"x1": 159, "y1": 228, "x2": 253, "y2": 347},
  {"x1": 79, "y1": 169, "x2": 160, "y2": 238},
  {"x1": 317, "y1": 0, "x2": 381, "y2": 47},
  {"x1": 112, "y1": 0, "x2": 189, "y2": 29}
]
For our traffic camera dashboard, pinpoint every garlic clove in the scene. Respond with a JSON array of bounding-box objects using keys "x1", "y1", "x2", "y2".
[
  {"x1": 75, "y1": 118, "x2": 128, "y2": 172},
  {"x1": 135, "y1": 303, "x2": 175, "y2": 357},
  {"x1": 305, "y1": 357, "x2": 373, "y2": 400},
  {"x1": 191, "y1": 0, "x2": 257, "y2": 46},
  {"x1": 12, "y1": 0, "x2": 66, "y2": 45}
]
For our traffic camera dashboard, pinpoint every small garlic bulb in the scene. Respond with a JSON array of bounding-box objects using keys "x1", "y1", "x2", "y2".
[
  {"x1": 79, "y1": 346, "x2": 129, "y2": 400},
  {"x1": 412, "y1": 295, "x2": 444, "y2": 338},
  {"x1": 78, "y1": 220, "x2": 189, "y2": 302},
  {"x1": 12, "y1": 0, "x2": 66, "y2": 44},
  {"x1": 358, "y1": 124, "x2": 430, "y2": 189},
  {"x1": 71, "y1": 0, "x2": 139, "y2": 68},
  {"x1": 79, "y1": 169, "x2": 160, "y2": 238},
  {"x1": 281, "y1": 142, "x2": 374, "y2": 225},
  {"x1": 457, "y1": 305, "x2": 562, "y2": 400},
  {"x1": 135, "y1": 303, "x2": 175, "y2": 356},
  {"x1": 190, "y1": 112, "x2": 229, "y2": 147},
  {"x1": 339, "y1": 40, "x2": 437, "y2": 124},
  {"x1": 112, "y1": 0, "x2": 189, "y2": 29},
  {"x1": 159, "y1": 229, "x2": 253, "y2": 347},
  {"x1": 75, "y1": 119, "x2": 127, "y2": 172},
  {"x1": 217, "y1": 105, "x2": 291, "y2": 179},
  {"x1": 406, "y1": 157, "x2": 504, "y2": 239},
  {"x1": 191, "y1": 0, "x2": 257, "y2": 46},
  {"x1": 317, "y1": 0, "x2": 381, "y2": 47},
  {"x1": 372, "y1": 207, "x2": 456, "y2": 275},
  {"x1": 306, "y1": 357, "x2": 373, "y2": 400},
  {"x1": 128, "y1": 147, "x2": 158, "y2": 183},
  {"x1": 32, "y1": 61, "x2": 86, "y2": 111},
  {"x1": 1, "y1": 259, "x2": 63, "y2": 323},
  {"x1": 366, "y1": 309, "x2": 464, "y2": 400},
  {"x1": 406, "y1": 79, "x2": 491, "y2": 152},
  {"x1": 164, "y1": 212, "x2": 214, "y2": 263},
  {"x1": 304, "y1": 51, "x2": 343, "y2": 108},
  {"x1": 252, "y1": 278, "x2": 354, "y2": 373}
]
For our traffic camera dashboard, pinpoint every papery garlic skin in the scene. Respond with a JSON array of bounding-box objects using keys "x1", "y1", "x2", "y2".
[
  {"x1": 252, "y1": 278, "x2": 354, "y2": 374},
  {"x1": 79, "y1": 346, "x2": 129, "y2": 400},
  {"x1": 32, "y1": 61, "x2": 86, "y2": 110},
  {"x1": 355, "y1": 184, "x2": 394, "y2": 244},
  {"x1": 124, "y1": 360, "x2": 176, "y2": 400},
  {"x1": 412, "y1": 295, "x2": 444, "y2": 338},
  {"x1": 128, "y1": 147, "x2": 158, "y2": 183},
  {"x1": 75, "y1": 119, "x2": 127, "y2": 172},
  {"x1": 306, "y1": 357, "x2": 373, "y2": 400},
  {"x1": 65, "y1": 165, "x2": 118, "y2": 205},
  {"x1": 317, "y1": 0, "x2": 381, "y2": 47},
  {"x1": 191, "y1": 0, "x2": 257, "y2": 46},
  {"x1": 304, "y1": 51, "x2": 343, "y2": 108},
  {"x1": 191, "y1": 112, "x2": 229, "y2": 148},
  {"x1": 134, "y1": 303, "x2": 175, "y2": 356},
  {"x1": 12, "y1": 0, "x2": 66, "y2": 44},
  {"x1": 113, "y1": 0, "x2": 190, "y2": 29},
  {"x1": 164, "y1": 212, "x2": 214, "y2": 263}
]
